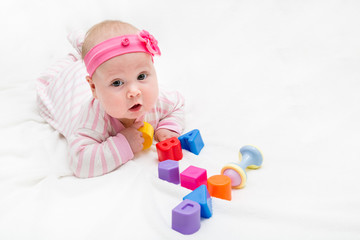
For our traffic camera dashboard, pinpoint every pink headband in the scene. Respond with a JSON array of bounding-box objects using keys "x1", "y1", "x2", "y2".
[{"x1": 84, "y1": 30, "x2": 161, "y2": 77}]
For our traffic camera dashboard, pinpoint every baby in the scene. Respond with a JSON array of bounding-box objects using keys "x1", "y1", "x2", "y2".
[{"x1": 36, "y1": 20, "x2": 185, "y2": 178}]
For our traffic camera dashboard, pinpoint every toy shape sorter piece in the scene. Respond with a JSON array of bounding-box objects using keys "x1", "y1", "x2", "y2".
[
  {"x1": 156, "y1": 137, "x2": 183, "y2": 162},
  {"x1": 183, "y1": 185, "x2": 212, "y2": 218},
  {"x1": 138, "y1": 122, "x2": 154, "y2": 150},
  {"x1": 158, "y1": 160, "x2": 180, "y2": 184},
  {"x1": 172, "y1": 199, "x2": 201, "y2": 235},
  {"x1": 207, "y1": 175, "x2": 232, "y2": 201},
  {"x1": 178, "y1": 129, "x2": 204, "y2": 155},
  {"x1": 180, "y1": 166, "x2": 207, "y2": 190},
  {"x1": 221, "y1": 145, "x2": 263, "y2": 189}
]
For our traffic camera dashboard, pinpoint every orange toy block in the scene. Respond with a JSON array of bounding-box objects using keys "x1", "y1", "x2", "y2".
[{"x1": 207, "y1": 175, "x2": 232, "y2": 201}]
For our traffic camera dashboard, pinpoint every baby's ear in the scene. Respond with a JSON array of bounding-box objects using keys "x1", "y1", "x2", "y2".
[{"x1": 86, "y1": 76, "x2": 97, "y2": 99}]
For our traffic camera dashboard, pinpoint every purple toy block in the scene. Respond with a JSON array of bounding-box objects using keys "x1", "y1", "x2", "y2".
[
  {"x1": 158, "y1": 160, "x2": 180, "y2": 184},
  {"x1": 180, "y1": 166, "x2": 207, "y2": 190},
  {"x1": 172, "y1": 199, "x2": 201, "y2": 235}
]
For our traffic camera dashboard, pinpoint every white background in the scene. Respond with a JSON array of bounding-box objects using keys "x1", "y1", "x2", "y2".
[{"x1": 0, "y1": 0, "x2": 359, "y2": 239}]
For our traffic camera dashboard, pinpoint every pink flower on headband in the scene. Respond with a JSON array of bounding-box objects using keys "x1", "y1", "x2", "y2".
[
  {"x1": 138, "y1": 30, "x2": 161, "y2": 56},
  {"x1": 121, "y1": 37, "x2": 130, "y2": 46}
]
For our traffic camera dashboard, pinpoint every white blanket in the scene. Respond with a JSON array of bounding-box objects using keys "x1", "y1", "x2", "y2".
[{"x1": 0, "y1": 0, "x2": 359, "y2": 239}]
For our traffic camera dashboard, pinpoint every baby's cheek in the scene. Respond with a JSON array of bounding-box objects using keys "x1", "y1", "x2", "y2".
[
  {"x1": 145, "y1": 85, "x2": 159, "y2": 109},
  {"x1": 104, "y1": 101, "x2": 127, "y2": 118},
  {"x1": 146, "y1": 96, "x2": 157, "y2": 111}
]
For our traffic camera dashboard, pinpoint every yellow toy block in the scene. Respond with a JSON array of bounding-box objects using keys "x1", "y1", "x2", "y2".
[{"x1": 138, "y1": 122, "x2": 154, "y2": 150}]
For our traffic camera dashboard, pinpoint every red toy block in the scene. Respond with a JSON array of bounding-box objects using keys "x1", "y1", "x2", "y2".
[{"x1": 156, "y1": 137, "x2": 183, "y2": 162}]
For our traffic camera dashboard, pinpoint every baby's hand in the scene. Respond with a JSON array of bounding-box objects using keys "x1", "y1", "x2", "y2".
[
  {"x1": 120, "y1": 121, "x2": 144, "y2": 154},
  {"x1": 155, "y1": 128, "x2": 180, "y2": 142}
]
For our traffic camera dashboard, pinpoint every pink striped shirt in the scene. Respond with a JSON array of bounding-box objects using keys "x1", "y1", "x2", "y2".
[{"x1": 36, "y1": 31, "x2": 185, "y2": 178}]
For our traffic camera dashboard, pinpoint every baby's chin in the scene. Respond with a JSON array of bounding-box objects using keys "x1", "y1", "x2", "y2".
[{"x1": 111, "y1": 110, "x2": 144, "y2": 121}]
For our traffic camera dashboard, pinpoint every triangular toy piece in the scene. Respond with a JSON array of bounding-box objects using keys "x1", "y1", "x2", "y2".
[
  {"x1": 183, "y1": 185, "x2": 212, "y2": 218},
  {"x1": 178, "y1": 129, "x2": 204, "y2": 155}
]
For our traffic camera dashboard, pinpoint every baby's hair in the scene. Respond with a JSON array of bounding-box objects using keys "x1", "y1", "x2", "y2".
[{"x1": 81, "y1": 20, "x2": 139, "y2": 59}]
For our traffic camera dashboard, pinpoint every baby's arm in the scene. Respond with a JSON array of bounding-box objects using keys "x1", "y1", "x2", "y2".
[
  {"x1": 68, "y1": 128, "x2": 135, "y2": 178},
  {"x1": 155, "y1": 128, "x2": 180, "y2": 142},
  {"x1": 154, "y1": 90, "x2": 185, "y2": 142},
  {"x1": 119, "y1": 121, "x2": 144, "y2": 153}
]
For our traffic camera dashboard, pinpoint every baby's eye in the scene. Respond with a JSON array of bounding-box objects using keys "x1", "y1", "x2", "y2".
[
  {"x1": 137, "y1": 73, "x2": 147, "y2": 81},
  {"x1": 111, "y1": 80, "x2": 124, "y2": 87}
]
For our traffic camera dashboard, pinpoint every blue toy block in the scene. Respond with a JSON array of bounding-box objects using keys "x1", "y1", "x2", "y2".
[
  {"x1": 178, "y1": 129, "x2": 204, "y2": 155},
  {"x1": 183, "y1": 185, "x2": 212, "y2": 218}
]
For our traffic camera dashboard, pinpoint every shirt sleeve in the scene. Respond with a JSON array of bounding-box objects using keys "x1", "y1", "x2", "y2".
[
  {"x1": 155, "y1": 90, "x2": 185, "y2": 134},
  {"x1": 68, "y1": 100, "x2": 134, "y2": 178}
]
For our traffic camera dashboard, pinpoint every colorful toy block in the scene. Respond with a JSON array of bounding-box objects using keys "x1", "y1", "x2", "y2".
[
  {"x1": 138, "y1": 122, "x2": 154, "y2": 150},
  {"x1": 158, "y1": 160, "x2": 180, "y2": 184},
  {"x1": 156, "y1": 137, "x2": 183, "y2": 162},
  {"x1": 178, "y1": 129, "x2": 204, "y2": 155},
  {"x1": 180, "y1": 166, "x2": 207, "y2": 190},
  {"x1": 183, "y1": 185, "x2": 212, "y2": 218},
  {"x1": 172, "y1": 199, "x2": 201, "y2": 235},
  {"x1": 207, "y1": 175, "x2": 232, "y2": 201}
]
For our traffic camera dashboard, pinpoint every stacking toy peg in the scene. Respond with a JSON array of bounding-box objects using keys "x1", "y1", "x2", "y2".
[
  {"x1": 221, "y1": 145, "x2": 263, "y2": 189},
  {"x1": 138, "y1": 122, "x2": 154, "y2": 150}
]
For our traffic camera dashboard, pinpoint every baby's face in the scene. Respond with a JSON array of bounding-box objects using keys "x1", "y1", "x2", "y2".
[{"x1": 89, "y1": 52, "x2": 159, "y2": 123}]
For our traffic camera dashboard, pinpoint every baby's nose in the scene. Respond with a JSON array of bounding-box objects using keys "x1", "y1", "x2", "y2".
[{"x1": 127, "y1": 88, "x2": 141, "y2": 98}]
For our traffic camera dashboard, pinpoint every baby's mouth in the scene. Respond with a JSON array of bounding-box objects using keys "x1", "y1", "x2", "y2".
[{"x1": 129, "y1": 104, "x2": 142, "y2": 112}]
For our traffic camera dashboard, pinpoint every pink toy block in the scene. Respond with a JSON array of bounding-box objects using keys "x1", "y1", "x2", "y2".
[{"x1": 180, "y1": 166, "x2": 207, "y2": 190}]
